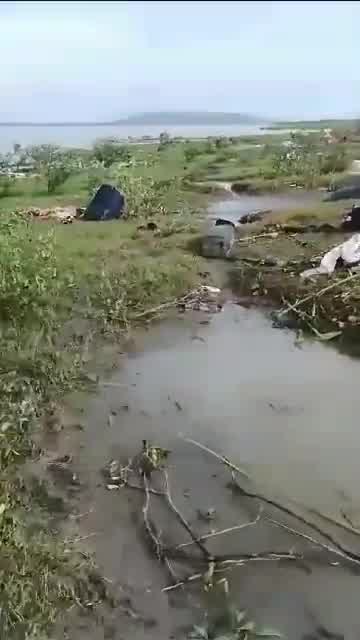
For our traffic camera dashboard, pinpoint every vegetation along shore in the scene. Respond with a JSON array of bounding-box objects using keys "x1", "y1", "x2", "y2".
[{"x1": 1, "y1": 121, "x2": 360, "y2": 637}]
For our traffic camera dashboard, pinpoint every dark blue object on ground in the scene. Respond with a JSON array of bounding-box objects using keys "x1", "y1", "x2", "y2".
[{"x1": 84, "y1": 184, "x2": 125, "y2": 221}]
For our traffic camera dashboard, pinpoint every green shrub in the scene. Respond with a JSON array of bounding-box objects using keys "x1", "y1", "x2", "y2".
[
  {"x1": 0, "y1": 213, "x2": 66, "y2": 330},
  {"x1": 93, "y1": 139, "x2": 131, "y2": 168}
]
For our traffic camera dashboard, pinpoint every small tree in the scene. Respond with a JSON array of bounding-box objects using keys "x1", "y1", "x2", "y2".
[
  {"x1": 46, "y1": 163, "x2": 72, "y2": 194},
  {"x1": 184, "y1": 143, "x2": 202, "y2": 163},
  {"x1": 93, "y1": 139, "x2": 131, "y2": 168},
  {"x1": 25, "y1": 145, "x2": 81, "y2": 193},
  {"x1": 158, "y1": 131, "x2": 171, "y2": 149}
]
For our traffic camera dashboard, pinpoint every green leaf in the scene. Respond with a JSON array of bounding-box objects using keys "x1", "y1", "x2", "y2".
[{"x1": 255, "y1": 627, "x2": 283, "y2": 638}]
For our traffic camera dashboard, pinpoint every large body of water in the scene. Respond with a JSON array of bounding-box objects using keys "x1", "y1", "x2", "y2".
[{"x1": 0, "y1": 123, "x2": 275, "y2": 153}]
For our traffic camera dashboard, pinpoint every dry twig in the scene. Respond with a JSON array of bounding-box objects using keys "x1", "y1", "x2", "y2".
[
  {"x1": 266, "y1": 517, "x2": 351, "y2": 565},
  {"x1": 141, "y1": 473, "x2": 179, "y2": 583},
  {"x1": 162, "y1": 469, "x2": 212, "y2": 560},
  {"x1": 184, "y1": 438, "x2": 360, "y2": 566},
  {"x1": 230, "y1": 480, "x2": 360, "y2": 566},
  {"x1": 175, "y1": 508, "x2": 263, "y2": 550},
  {"x1": 182, "y1": 436, "x2": 250, "y2": 479},
  {"x1": 278, "y1": 272, "x2": 360, "y2": 317}
]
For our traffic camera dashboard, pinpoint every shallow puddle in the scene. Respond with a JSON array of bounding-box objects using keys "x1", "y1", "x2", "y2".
[
  {"x1": 208, "y1": 190, "x2": 322, "y2": 223},
  {"x1": 59, "y1": 303, "x2": 360, "y2": 639}
]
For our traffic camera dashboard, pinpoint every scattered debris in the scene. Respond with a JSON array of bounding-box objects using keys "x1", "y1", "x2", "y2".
[
  {"x1": 133, "y1": 284, "x2": 222, "y2": 320},
  {"x1": 102, "y1": 437, "x2": 360, "y2": 599},
  {"x1": 19, "y1": 206, "x2": 77, "y2": 224},
  {"x1": 239, "y1": 209, "x2": 271, "y2": 225},
  {"x1": 301, "y1": 234, "x2": 360, "y2": 278}
]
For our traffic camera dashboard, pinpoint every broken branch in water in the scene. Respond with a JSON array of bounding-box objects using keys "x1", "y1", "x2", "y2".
[
  {"x1": 162, "y1": 469, "x2": 212, "y2": 561},
  {"x1": 162, "y1": 551, "x2": 301, "y2": 593},
  {"x1": 183, "y1": 438, "x2": 360, "y2": 567},
  {"x1": 229, "y1": 480, "x2": 360, "y2": 567},
  {"x1": 278, "y1": 272, "x2": 360, "y2": 317},
  {"x1": 141, "y1": 473, "x2": 179, "y2": 583},
  {"x1": 142, "y1": 473, "x2": 162, "y2": 559},
  {"x1": 266, "y1": 518, "x2": 351, "y2": 566},
  {"x1": 182, "y1": 436, "x2": 250, "y2": 479},
  {"x1": 175, "y1": 508, "x2": 263, "y2": 550}
]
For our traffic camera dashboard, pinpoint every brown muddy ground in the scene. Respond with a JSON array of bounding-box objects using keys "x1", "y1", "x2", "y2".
[{"x1": 39, "y1": 302, "x2": 360, "y2": 640}]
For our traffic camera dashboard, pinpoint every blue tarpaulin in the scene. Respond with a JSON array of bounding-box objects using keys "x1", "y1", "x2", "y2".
[{"x1": 84, "y1": 184, "x2": 125, "y2": 221}]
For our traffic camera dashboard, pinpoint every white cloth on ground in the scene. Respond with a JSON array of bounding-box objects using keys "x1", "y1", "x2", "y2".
[{"x1": 301, "y1": 233, "x2": 360, "y2": 279}]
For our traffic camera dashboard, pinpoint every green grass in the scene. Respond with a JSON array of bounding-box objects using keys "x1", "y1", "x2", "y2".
[{"x1": 0, "y1": 160, "x2": 206, "y2": 638}]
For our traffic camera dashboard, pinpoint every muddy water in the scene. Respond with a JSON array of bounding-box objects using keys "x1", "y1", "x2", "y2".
[
  {"x1": 60, "y1": 303, "x2": 360, "y2": 640},
  {"x1": 208, "y1": 190, "x2": 321, "y2": 223}
]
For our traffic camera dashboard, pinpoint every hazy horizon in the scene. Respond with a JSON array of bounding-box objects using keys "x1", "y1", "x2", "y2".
[{"x1": 1, "y1": 0, "x2": 359, "y2": 123}]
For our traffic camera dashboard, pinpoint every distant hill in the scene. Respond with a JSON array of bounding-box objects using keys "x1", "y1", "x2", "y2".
[
  {"x1": 0, "y1": 111, "x2": 265, "y2": 127},
  {"x1": 114, "y1": 111, "x2": 264, "y2": 126}
]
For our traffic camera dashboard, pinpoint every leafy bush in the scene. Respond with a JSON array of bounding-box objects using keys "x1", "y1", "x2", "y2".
[
  {"x1": 0, "y1": 213, "x2": 65, "y2": 330},
  {"x1": 158, "y1": 131, "x2": 171, "y2": 150},
  {"x1": 115, "y1": 173, "x2": 178, "y2": 217},
  {"x1": 24, "y1": 145, "x2": 79, "y2": 193},
  {"x1": 320, "y1": 146, "x2": 348, "y2": 174},
  {"x1": 184, "y1": 143, "x2": 203, "y2": 163},
  {"x1": 90, "y1": 257, "x2": 196, "y2": 327},
  {"x1": 46, "y1": 164, "x2": 70, "y2": 193},
  {"x1": 93, "y1": 138, "x2": 131, "y2": 168}
]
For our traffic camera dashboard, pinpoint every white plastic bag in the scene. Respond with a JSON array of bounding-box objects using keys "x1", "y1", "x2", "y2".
[{"x1": 301, "y1": 234, "x2": 360, "y2": 279}]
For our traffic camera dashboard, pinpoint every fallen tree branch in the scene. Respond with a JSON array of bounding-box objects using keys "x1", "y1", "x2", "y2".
[
  {"x1": 142, "y1": 473, "x2": 162, "y2": 559},
  {"x1": 230, "y1": 480, "x2": 360, "y2": 566},
  {"x1": 175, "y1": 508, "x2": 263, "y2": 550},
  {"x1": 278, "y1": 272, "x2": 360, "y2": 317},
  {"x1": 185, "y1": 437, "x2": 360, "y2": 565},
  {"x1": 162, "y1": 551, "x2": 301, "y2": 593},
  {"x1": 141, "y1": 473, "x2": 178, "y2": 583},
  {"x1": 299, "y1": 504, "x2": 360, "y2": 537},
  {"x1": 182, "y1": 436, "x2": 250, "y2": 479},
  {"x1": 162, "y1": 469, "x2": 212, "y2": 561},
  {"x1": 132, "y1": 298, "x2": 181, "y2": 320},
  {"x1": 266, "y1": 517, "x2": 350, "y2": 565},
  {"x1": 217, "y1": 551, "x2": 302, "y2": 565},
  {"x1": 237, "y1": 232, "x2": 279, "y2": 243}
]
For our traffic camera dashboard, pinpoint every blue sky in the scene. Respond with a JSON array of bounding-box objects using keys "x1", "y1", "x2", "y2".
[{"x1": 0, "y1": 0, "x2": 359, "y2": 122}]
